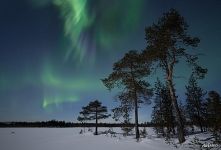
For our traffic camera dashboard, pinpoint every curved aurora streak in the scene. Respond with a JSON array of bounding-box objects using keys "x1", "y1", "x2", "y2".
[
  {"x1": 41, "y1": 64, "x2": 104, "y2": 110},
  {"x1": 42, "y1": 95, "x2": 79, "y2": 109},
  {"x1": 53, "y1": 0, "x2": 94, "y2": 62},
  {"x1": 0, "y1": 64, "x2": 104, "y2": 111},
  {"x1": 31, "y1": 0, "x2": 144, "y2": 64}
]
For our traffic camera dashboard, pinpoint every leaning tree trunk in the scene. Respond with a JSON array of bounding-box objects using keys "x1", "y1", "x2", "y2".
[
  {"x1": 166, "y1": 64, "x2": 185, "y2": 143},
  {"x1": 167, "y1": 79, "x2": 185, "y2": 143}
]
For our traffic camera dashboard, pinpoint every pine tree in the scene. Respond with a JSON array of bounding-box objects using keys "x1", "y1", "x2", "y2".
[
  {"x1": 102, "y1": 50, "x2": 153, "y2": 140},
  {"x1": 185, "y1": 75, "x2": 206, "y2": 132},
  {"x1": 112, "y1": 92, "x2": 133, "y2": 122},
  {"x1": 151, "y1": 79, "x2": 175, "y2": 137},
  {"x1": 151, "y1": 80, "x2": 166, "y2": 136},
  {"x1": 178, "y1": 101, "x2": 187, "y2": 135},
  {"x1": 112, "y1": 97, "x2": 134, "y2": 136},
  {"x1": 78, "y1": 100, "x2": 110, "y2": 135},
  {"x1": 206, "y1": 91, "x2": 221, "y2": 142},
  {"x1": 143, "y1": 9, "x2": 207, "y2": 143}
]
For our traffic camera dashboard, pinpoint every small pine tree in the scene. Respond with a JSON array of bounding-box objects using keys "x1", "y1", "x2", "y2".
[
  {"x1": 112, "y1": 93, "x2": 134, "y2": 137},
  {"x1": 185, "y1": 75, "x2": 207, "y2": 132},
  {"x1": 78, "y1": 100, "x2": 110, "y2": 135},
  {"x1": 206, "y1": 91, "x2": 221, "y2": 142},
  {"x1": 151, "y1": 79, "x2": 175, "y2": 137}
]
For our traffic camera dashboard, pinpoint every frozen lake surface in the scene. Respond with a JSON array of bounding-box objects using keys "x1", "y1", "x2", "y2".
[{"x1": 0, "y1": 128, "x2": 219, "y2": 150}]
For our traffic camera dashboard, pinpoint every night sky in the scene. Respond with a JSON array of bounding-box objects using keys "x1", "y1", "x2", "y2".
[{"x1": 0, "y1": 0, "x2": 221, "y2": 122}]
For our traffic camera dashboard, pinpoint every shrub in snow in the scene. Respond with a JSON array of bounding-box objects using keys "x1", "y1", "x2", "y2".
[
  {"x1": 79, "y1": 129, "x2": 83, "y2": 134},
  {"x1": 164, "y1": 137, "x2": 178, "y2": 148},
  {"x1": 88, "y1": 128, "x2": 93, "y2": 132},
  {"x1": 140, "y1": 127, "x2": 147, "y2": 138},
  {"x1": 188, "y1": 136, "x2": 203, "y2": 150}
]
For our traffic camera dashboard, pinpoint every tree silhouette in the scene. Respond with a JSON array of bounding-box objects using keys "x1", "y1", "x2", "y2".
[
  {"x1": 151, "y1": 79, "x2": 175, "y2": 137},
  {"x1": 102, "y1": 50, "x2": 152, "y2": 140},
  {"x1": 78, "y1": 100, "x2": 110, "y2": 135},
  {"x1": 206, "y1": 91, "x2": 221, "y2": 142},
  {"x1": 143, "y1": 9, "x2": 207, "y2": 143},
  {"x1": 112, "y1": 96, "x2": 134, "y2": 136},
  {"x1": 185, "y1": 75, "x2": 207, "y2": 132}
]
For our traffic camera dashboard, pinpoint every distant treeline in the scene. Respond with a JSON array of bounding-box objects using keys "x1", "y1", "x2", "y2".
[{"x1": 0, "y1": 120, "x2": 154, "y2": 128}]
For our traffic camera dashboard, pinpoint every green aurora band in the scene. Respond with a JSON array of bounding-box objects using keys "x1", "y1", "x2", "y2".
[
  {"x1": 5, "y1": 0, "x2": 144, "y2": 111},
  {"x1": 30, "y1": 0, "x2": 144, "y2": 64},
  {"x1": 0, "y1": 64, "x2": 104, "y2": 111},
  {"x1": 41, "y1": 64, "x2": 103, "y2": 90},
  {"x1": 42, "y1": 95, "x2": 79, "y2": 109},
  {"x1": 41, "y1": 64, "x2": 104, "y2": 110},
  {"x1": 53, "y1": 0, "x2": 94, "y2": 62}
]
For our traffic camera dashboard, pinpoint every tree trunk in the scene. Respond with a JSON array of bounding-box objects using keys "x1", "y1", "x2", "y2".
[
  {"x1": 160, "y1": 99, "x2": 165, "y2": 136},
  {"x1": 130, "y1": 63, "x2": 140, "y2": 140},
  {"x1": 169, "y1": 105, "x2": 176, "y2": 135},
  {"x1": 134, "y1": 95, "x2": 140, "y2": 140},
  {"x1": 199, "y1": 119, "x2": 203, "y2": 133},
  {"x1": 95, "y1": 108, "x2": 98, "y2": 135},
  {"x1": 167, "y1": 79, "x2": 185, "y2": 143},
  {"x1": 196, "y1": 109, "x2": 203, "y2": 132},
  {"x1": 171, "y1": 116, "x2": 176, "y2": 135}
]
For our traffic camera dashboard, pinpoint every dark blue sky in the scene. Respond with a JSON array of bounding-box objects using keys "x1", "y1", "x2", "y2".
[{"x1": 0, "y1": 0, "x2": 221, "y2": 122}]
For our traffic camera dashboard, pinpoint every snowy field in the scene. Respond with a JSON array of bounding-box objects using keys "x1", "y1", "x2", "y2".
[{"x1": 0, "y1": 128, "x2": 220, "y2": 150}]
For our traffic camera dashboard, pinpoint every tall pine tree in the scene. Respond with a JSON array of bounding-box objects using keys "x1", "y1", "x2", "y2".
[
  {"x1": 143, "y1": 9, "x2": 207, "y2": 143},
  {"x1": 102, "y1": 50, "x2": 152, "y2": 140}
]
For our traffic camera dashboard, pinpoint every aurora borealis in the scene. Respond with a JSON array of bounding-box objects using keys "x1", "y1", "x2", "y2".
[
  {"x1": 31, "y1": 0, "x2": 144, "y2": 64},
  {"x1": 0, "y1": 0, "x2": 221, "y2": 122}
]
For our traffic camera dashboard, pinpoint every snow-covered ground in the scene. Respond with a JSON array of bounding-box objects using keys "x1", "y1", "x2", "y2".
[{"x1": 0, "y1": 128, "x2": 220, "y2": 150}]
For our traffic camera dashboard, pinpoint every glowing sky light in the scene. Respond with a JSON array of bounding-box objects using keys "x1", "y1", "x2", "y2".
[
  {"x1": 53, "y1": 0, "x2": 94, "y2": 62},
  {"x1": 1, "y1": 0, "x2": 221, "y2": 121},
  {"x1": 30, "y1": 0, "x2": 144, "y2": 65},
  {"x1": 41, "y1": 63, "x2": 104, "y2": 110},
  {"x1": 43, "y1": 95, "x2": 79, "y2": 109}
]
